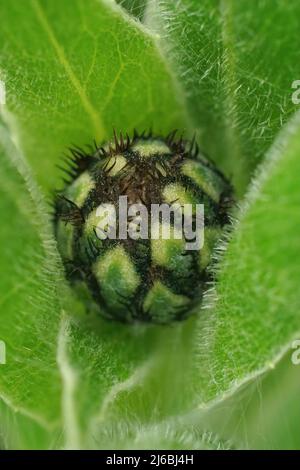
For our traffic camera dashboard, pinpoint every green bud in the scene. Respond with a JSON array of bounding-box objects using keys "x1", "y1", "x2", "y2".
[{"x1": 54, "y1": 131, "x2": 233, "y2": 324}]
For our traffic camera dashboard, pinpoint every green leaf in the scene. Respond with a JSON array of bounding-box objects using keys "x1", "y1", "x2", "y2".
[
  {"x1": 193, "y1": 110, "x2": 300, "y2": 406},
  {"x1": 0, "y1": 126, "x2": 63, "y2": 448},
  {"x1": 0, "y1": 0, "x2": 187, "y2": 191},
  {"x1": 237, "y1": 351, "x2": 300, "y2": 450},
  {"x1": 117, "y1": 0, "x2": 148, "y2": 21},
  {"x1": 245, "y1": 354, "x2": 300, "y2": 450},
  {"x1": 146, "y1": 0, "x2": 300, "y2": 194},
  {"x1": 193, "y1": 350, "x2": 300, "y2": 450}
]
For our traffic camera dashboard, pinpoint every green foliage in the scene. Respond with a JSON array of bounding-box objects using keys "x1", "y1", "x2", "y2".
[
  {"x1": 0, "y1": 0, "x2": 299, "y2": 449},
  {"x1": 0, "y1": 0, "x2": 186, "y2": 190},
  {"x1": 117, "y1": 0, "x2": 148, "y2": 21},
  {"x1": 146, "y1": 0, "x2": 300, "y2": 194}
]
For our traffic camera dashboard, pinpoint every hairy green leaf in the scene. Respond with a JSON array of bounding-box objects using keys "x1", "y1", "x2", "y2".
[
  {"x1": 0, "y1": 0, "x2": 187, "y2": 191},
  {"x1": 146, "y1": 0, "x2": 300, "y2": 193},
  {"x1": 117, "y1": 0, "x2": 148, "y2": 21},
  {"x1": 194, "y1": 110, "x2": 300, "y2": 406},
  {"x1": 0, "y1": 126, "x2": 63, "y2": 448}
]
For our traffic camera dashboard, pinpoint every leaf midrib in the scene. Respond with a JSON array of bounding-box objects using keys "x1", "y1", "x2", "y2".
[{"x1": 30, "y1": 0, "x2": 106, "y2": 141}]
